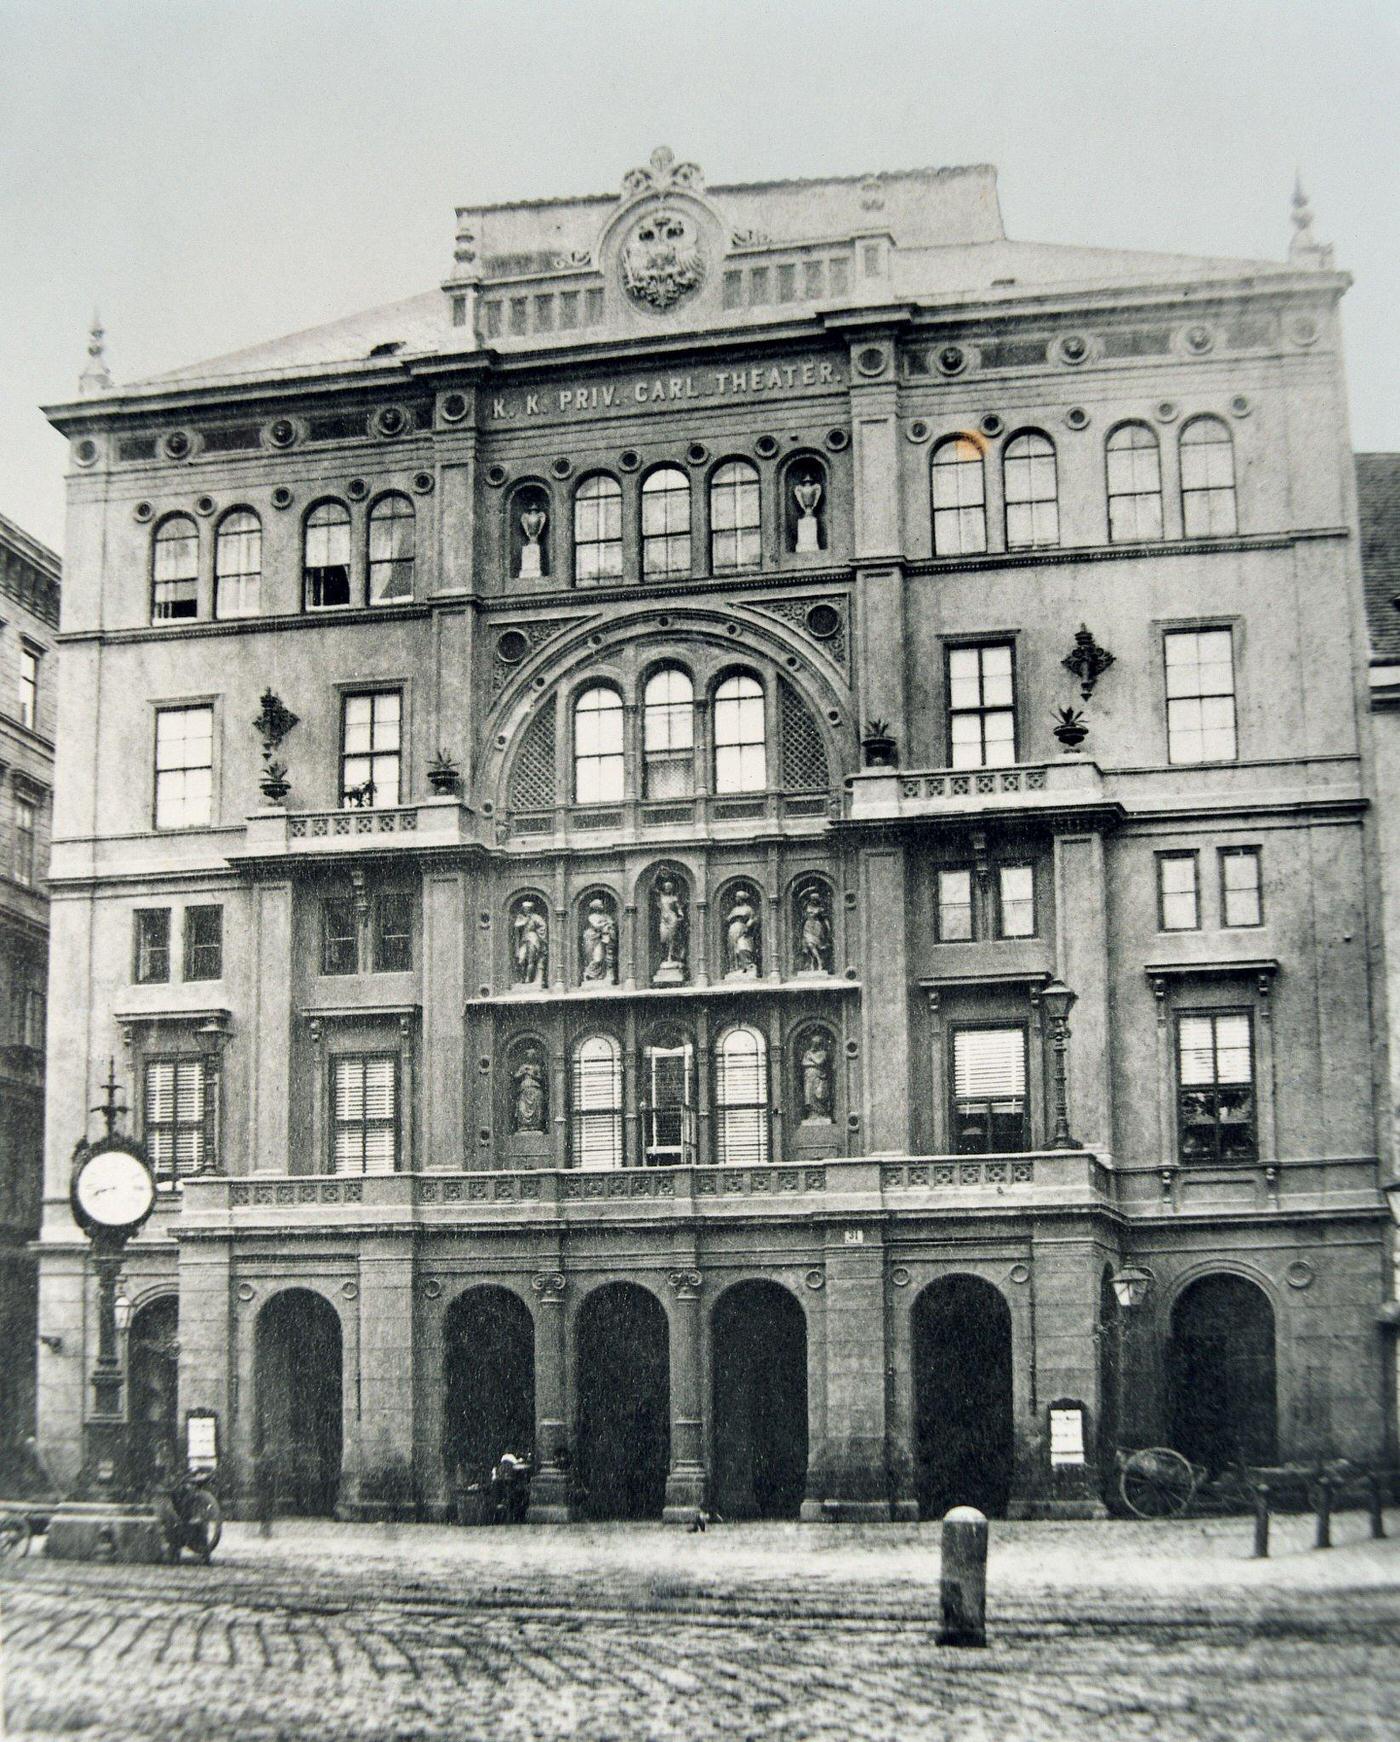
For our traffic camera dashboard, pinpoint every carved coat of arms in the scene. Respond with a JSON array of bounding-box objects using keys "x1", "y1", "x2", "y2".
[{"x1": 621, "y1": 209, "x2": 706, "y2": 313}]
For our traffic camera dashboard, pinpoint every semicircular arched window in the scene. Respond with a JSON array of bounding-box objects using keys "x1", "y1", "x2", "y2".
[
  {"x1": 1179, "y1": 416, "x2": 1237, "y2": 536},
  {"x1": 1105, "y1": 423, "x2": 1163, "y2": 543},
  {"x1": 1003, "y1": 432, "x2": 1059, "y2": 551},
  {"x1": 573, "y1": 686, "x2": 625, "y2": 804},
  {"x1": 931, "y1": 436, "x2": 987, "y2": 556},
  {"x1": 715, "y1": 1025, "x2": 770, "y2": 1165},
  {"x1": 713, "y1": 673, "x2": 766, "y2": 794},
  {"x1": 572, "y1": 1034, "x2": 623, "y2": 1169},
  {"x1": 304, "y1": 501, "x2": 352, "y2": 608},
  {"x1": 710, "y1": 460, "x2": 761, "y2": 573},
  {"x1": 641, "y1": 467, "x2": 691, "y2": 579},
  {"x1": 152, "y1": 515, "x2": 199, "y2": 622},
  {"x1": 642, "y1": 667, "x2": 694, "y2": 798},
  {"x1": 574, "y1": 474, "x2": 623, "y2": 585},
  {"x1": 214, "y1": 510, "x2": 261, "y2": 619},
  {"x1": 368, "y1": 493, "x2": 415, "y2": 603}
]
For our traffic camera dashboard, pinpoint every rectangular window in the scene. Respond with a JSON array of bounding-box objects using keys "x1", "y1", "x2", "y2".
[
  {"x1": 20, "y1": 979, "x2": 45, "y2": 1049},
  {"x1": 374, "y1": 892, "x2": 413, "y2": 972},
  {"x1": 1220, "y1": 848, "x2": 1263, "y2": 928},
  {"x1": 14, "y1": 796, "x2": 36, "y2": 887},
  {"x1": 1177, "y1": 1011, "x2": 1256, "y2": 1162},
  {"x1": 948, "y1": 643, "x2": 1016, "y2": 769},
  {"x1": 18, "y1": 646, "x2": 39, "y2": 730},
  {"x1": 183, "y1": 905, "x2": 223, "y2": 981},
  {"x1": 937, "y1": 869, "x2": 974, "y2": 941},
  {"x1": 321, "y1": 898, "x2": 358, "y2": 975},
  {"x1": 134, "y1": 908, "x2": 171, "y2": 983},
  {"x1": 145, "y1": 1058, "x2": 206, "y2": 1183},
  {"x1": 997, "y1": 865, "x2": 1036, "y2": 938},
  {"x1": 332, "y1": 1054, "x2": 398, "y2": 1174},
  {"x1": 1165, "y1": 628, "x2": 1237, "y2": 764},
  {"x1": 341, "y1": 690, "x2": 401, "y2": 808},
  {"x1": 154, "y1": 705, "x2": 214, "y2": 829},
  {"x1": 951, "y1": 1026, "x2": 1028, "y2": 1154},
  {"x1": 642, "y1": 1041, "x2": 694, "y2": 1167},
  {"x1": 1157, "y1": 853, "x2": 1200, "y2": 931}
]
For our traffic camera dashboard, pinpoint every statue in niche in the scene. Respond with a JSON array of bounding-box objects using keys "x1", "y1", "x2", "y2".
[
  {"x1": 654, "y1": 876, "x2": 688, "y2": 983},
  {"x1": 511, "y1": 1047, "x2": 547, "y2": 1134},
  {"x1": 724, "y1": 887, "x2": 761, "y2": 978},
  {"x1": 799, "y1": 1031, "x2": 834, "y2": 1123},
  {"x1": 580, "y1": 896, "x2": 618, "y2": 984},
  {"x1": 796, "y1": 885, "x2": 833, "y2": 973},
  {"x1": 518, "y1": 505, "x2": 547, "y2": 580},
  {"x1": 512, "y1": 898, "x2": 548, "y2": 987},
  {"x1": 793, "y1": 474, "x2": 823, "y2": 554}
]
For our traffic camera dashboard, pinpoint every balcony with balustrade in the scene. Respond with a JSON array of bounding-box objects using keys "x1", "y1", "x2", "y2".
[
  {"x1": 843, "y1": 759, "x2": 1119, "y2": 827},
  {"x1": 232, "y1": 796, "x2": 482, "y2": 864}
]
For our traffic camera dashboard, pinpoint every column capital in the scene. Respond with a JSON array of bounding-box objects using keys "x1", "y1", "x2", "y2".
[
  {"x1": 667, "y1": 1268, "x2": 702, "y2": 1300},
  {"x1": 531, "y1": 1271, "x2": 567, "y2": 1300}
]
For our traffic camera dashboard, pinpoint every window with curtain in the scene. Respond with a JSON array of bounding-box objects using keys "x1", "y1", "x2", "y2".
[
  {"x1": 951, "y1": 1026, "x2": 1027, "y2": 1153},
  {"x1": 642, "y1": 667, "x2": 694, "y2": 797},
  {"x1": 710, "y1": 460, "x2": 761, "y2": 572},
  {"x1": 368, "y1": 494, "x2": 415, "y2": 603},
  {"x1": 332, "y1": 1054, "x2": 398, "y2": 1174},
  {"x1": 713, "y1": 673, "x2": 766, "y2": 793},
  {"x1": 182, "y1": 906, "x2": 223, "y2": 980},
  {"x1": 214, "y1": 510, "x2": 262, "y2": 618},
  {"x1": 574, "y1": 474, "x2": 623, "y2": 584},
  {"x1": 1177, "y1": 1012, "x2": 1255, "y2": 1162},
  {"x1": 574, "y1": 686, "x2": 625, "y2": 803},
  {"x1": 641, "y1": 466, "x2": 691, "y2": 578},
  {"x1": 14, "y1": 796, "x2": 36, "y2": 887},
  {"x1": 304, "y1": 501, "x2": 352, "y2": 607},
  {"x1": 931, "y1": 436, "x2": 988, "y2": 555},
  {"x1": 1105, "y1": 424, "x2": 1163, "y2": 542},
  {"x1": 572, "y1": 1034, "x2": 623, "y2": 1168},
  {"x1": 1003, "y1": 432, "x2": 1060, "y2": 550},
  {"x1": 18, "y1": 645, "x2": 39, "y2": 729},
  {"x1": 641, "y1": 1028, "x2": 694, "y2": 1166},
  {"x1": 715, "y1": 1025, "x2": 770, "y2": 1165},
  {"x1": 1180, "y1": 417, "x2": 1238, "y2": 535},
  {"x1": 144, "y1": 1058, "x2": 206, "y2": 1182},
  {"x1": 152, "y1": 516, "x2": 199, "y2": 621}
]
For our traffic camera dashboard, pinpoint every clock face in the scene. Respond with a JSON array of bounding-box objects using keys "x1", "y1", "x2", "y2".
[{"x1": 75, "y1": 1148, "x2": 156, "y2": 1229}]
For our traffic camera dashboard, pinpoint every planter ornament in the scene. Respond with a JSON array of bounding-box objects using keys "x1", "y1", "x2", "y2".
[
  {"x1": 1062, "y1": 625, "x2": 1115, "y2": 703},
  {"x1": 427, "y1": 748, "x2": 462, "y2": 797},
  {"x1": 861, "y1": 718, "x2": 898, "y2": 769},
  {"x1": 1052, "y1": 706, "x2": 1090, "y2": 753},
  {"x1": 252, "y1": 690, "x2": 299, "y2": 804}
]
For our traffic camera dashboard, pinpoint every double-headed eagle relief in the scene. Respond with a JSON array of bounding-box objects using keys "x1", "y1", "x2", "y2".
[{"x1": 618, "y1": 147, "x2": 707, "y2": 314}]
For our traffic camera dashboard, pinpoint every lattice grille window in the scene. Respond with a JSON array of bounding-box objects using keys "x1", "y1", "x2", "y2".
[
  {"x1": 507, "y1": 705, "x2": 558, "y2": 810},
  {"x1": 779, "y1": 681, "x2": 829, "y2": 792}
]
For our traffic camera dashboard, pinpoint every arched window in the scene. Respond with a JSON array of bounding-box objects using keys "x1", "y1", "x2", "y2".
[
  {"x1": 1106, "y1": 424, "x2": 1163, "y2": 542},
  {"x1": 640, "y1": 467, "x2": 691, "y2": 579},
  {"x1": 710, "y1": 460, "x2": 761, "y2": 572},
  {"x1": 715, "y1": 1026, "x2": 770, "y2": 1165},
  {"x1": 574, "y1": 686, "x2": 624, "y2": 804},
  {"x1": 368, "y1": 493, "x2": 415, "y2": 603},
  {"x1": 1003, "y1": 433, "x2": 1059, "y2": 550},
  {"x1": 574, "y1": 474, "x2": 623, "y2": 585},
  {"x1": 152, "y1": 515, "x2": 198, "y2": 621},
  {"x1": 642, "y1": 667, "x2": 694, "y2": 797},
  {"x1": 572, "y1": 1034, "x2": 623, "y2": 1169},
  {"x1": 713, "y1": 673, "x2": 766, "y2": 793},
  {"x1": 931, "y1": 437, "x2": 987, "y2": 555},
  {"x1": 304, "y1": 501, "x2": 352, "y2": 608},
  {"x1": 214, "y1": 510, "x2": 261, "y2": 619},
  {"x1": 640, "y1": 1024, "x2": 695, "y2": 1167},
  {"x1": 1180, "y1": 417, "x2": 1237, "y2": 535}
]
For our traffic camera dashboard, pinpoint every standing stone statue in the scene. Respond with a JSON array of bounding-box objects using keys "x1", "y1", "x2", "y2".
[
  {"x1": 580, "y1": 896, "x2": 618, "y2": 984},
  {"x1": 799, "y1": 1031, "x2": 834, "y2": 1122},
  {"x1": 654, "y1": 876, "x2": 688, "y2": 982},
  {"x1": 797, "y1": 886, "x2": 833, "y2": 973},
  {"x1": 518, "y1": 505, "x2": 547, "y2": 579},
  {"x1": 724, "y1": 887, "x2": 760, "y2": 978},
  {"x1": 512, "y1": 1050, "x2": 547, "y2": 1133},
  {"x1": 513, "y1": 899, "x2": 548, "y2": 987}
]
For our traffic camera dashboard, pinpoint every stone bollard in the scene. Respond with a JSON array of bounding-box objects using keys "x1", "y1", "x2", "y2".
[
  {"x1": 1368, "y1": 1473, "x2": 1386, "y2": 1540},
  {"x1": 938, "y1": 1506, "x2": 988, "y2": 1648},
  {"x1": 1313, "y1": 1477, "x2": 1333, "y2": 1550},
  {"x1": 1252, "y1": 1484, "x2": 1270, "y2": 1559}
]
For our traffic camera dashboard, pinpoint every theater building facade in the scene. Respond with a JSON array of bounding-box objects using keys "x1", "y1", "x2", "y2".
[{"x1": 36, "y1": 153, "x2": 1395, "y2": 1520}]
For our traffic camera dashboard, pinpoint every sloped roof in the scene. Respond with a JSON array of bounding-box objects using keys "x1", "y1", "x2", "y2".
[{"x1": 1356, "y1": 453, "x2": 1400, "y2": 661}]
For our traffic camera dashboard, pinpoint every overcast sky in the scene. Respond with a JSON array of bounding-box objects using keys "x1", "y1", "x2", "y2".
[{"x1": 2, "y1": 0, "x2": 1396, "y2": 556}]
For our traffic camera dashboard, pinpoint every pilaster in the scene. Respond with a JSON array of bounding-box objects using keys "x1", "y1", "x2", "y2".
[
  {"x1": 662, "y1": 1264, "x2": 707, "y2": 1520},
  {"x1": 801, "y1": 1226, "x2": 891, "y2": 1520}
]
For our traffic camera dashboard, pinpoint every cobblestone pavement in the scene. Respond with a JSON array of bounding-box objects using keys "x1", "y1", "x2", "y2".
[{"x1": 2, "y1": 1514, "x2": 1398, "y2": 1741}]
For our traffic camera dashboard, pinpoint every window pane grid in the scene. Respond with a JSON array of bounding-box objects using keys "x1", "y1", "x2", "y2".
[
  {"x1": 18, "y1": 648, "x2": 38, "y2": 729},
  {"x1": 931, "y1": 438, "x2": 987, "y2": 556},
  {"x1": 713, "y1": 674, "x2": 766, "y2": 793},
  {"x1": 341, "y1": 692, "x2": 401, "y2": 807},
  {"x1": 1158, "y1": 854, "x2": 1199, "y2": 930},
  {"x1": 321, "y1": 899, "x2": 358, "y2": 975},
  {"x1": 1178, "y1": 1012, "x2": 1255, "y2": 1162},
  {"x1": 572, "y1": 1036, "x2": 623, "y2": 1168},
  {"x1": 183, "y1": 906, "x2": 223, "y2": 980},
  {"x1": 15, "y1": 798, "x2": 36, "y2": 886},
  {"x1": 134, "y1": 908, "x2": 170, "y2": 983},
  {"x1": 152, "y1": 518, "x2": 198, "y2": 621},
  {"x1": 154, "y1": 706, "x2": 214, "y2": 829},
  {"x1": 641, "y1": 469, "x2": 692, "y2": 578},
  {"x1": 215, "y1": 512, "x2": 262, "y2": 618},
  {"x1": 1106, "y1": 425, "x2": 1164, "y2": 543},
  {"x1": 305, "y1": 502, "x2": 352, "y2": 607},
  {"x1": 1221, "y1": 849, "x2": 1263, "y2": 927},
  {"x1": 574, "y1": 476, "x2": 623, "y2": 584},
  {"x1": 1181, "y1": 418, "x2": 1238, "y2": 536},
  {"x1": 1003, "y1": 435, "x2": 1060, "y2": 550},
  {"x1": 574, "y1": 687, "x2": 624, "y2": 803},
  {"x1": 998, "y1": 865, "x2": 1035, "y2": 937},
  {"x1": 1165, "y1": 629, "x2": 1237, "y2": 762},
  {"x1": 951, "y1": 1027, "x2": 1027, "y2": 1154},
  {"x1": 710, "y1": 462, "x2": 761, "y2": 573},
  {"x1": 937, "y1": 869, "x2": 973, "y2": 941},
  {"x1": 948, "y1": 643, "x2": 1015, "y2": 769},
  {"x1": 368, "y1": 495, "x2": 415, "y2": 603},
  {"x1": 643, "y1": 668, "x2": 694, "y2": 797}
]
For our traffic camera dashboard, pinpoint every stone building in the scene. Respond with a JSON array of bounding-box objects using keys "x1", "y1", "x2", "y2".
[
  {"x1": 0, "y1": 509, "x2": 59, "y2": 1475},
  {"x1": 35, "y1": 153, "x2": 1394, "y2": 1520}
]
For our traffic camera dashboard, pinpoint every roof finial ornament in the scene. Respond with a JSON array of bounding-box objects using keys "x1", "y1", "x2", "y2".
[
  {"x1": 620, "y1": 145, "x2": 704, "y2": 200},
  {"x1": 1288, "y1": 174, "x2": 1333, "y2": 268},
  {"x1": 79, "y1": 308, "x2": 112, "y2": 395}
]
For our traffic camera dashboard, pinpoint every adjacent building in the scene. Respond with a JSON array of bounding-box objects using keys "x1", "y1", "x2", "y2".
[
  {"x1": 35, "y1": 152, "x2": 1394, "y2": 1521},
  {"x1": 0, "y1": 510, "x2": 59, "y2": 1480}
]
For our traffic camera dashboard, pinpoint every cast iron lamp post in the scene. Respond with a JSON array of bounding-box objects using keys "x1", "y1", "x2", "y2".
[{"x1": 1040, "y1": 977, "x2": 1078, "y2": 1150}]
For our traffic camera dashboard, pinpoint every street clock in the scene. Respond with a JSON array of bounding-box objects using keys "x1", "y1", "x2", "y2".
[{"x1": 70, "y1": 1136, "x2": 157, "y2": 1246}]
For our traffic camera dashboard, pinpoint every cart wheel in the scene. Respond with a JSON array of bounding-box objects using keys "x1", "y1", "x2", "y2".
[
  {"x1": 186, "y1": 1491, "x2": 223, "y2": 1563},
  {"x1": 1120, "y1": 1448, "x2": 1197, "y2": 1519},
  {"x1": 0, "y1": 1511, "x2": 31, "y2": 1561}
]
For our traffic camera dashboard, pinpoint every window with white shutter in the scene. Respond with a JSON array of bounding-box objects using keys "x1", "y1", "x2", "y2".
[
  {"x1": 572, "y1": 1034, "x2": 623, "y2": 1169},
  {"x1": 332, "y1": 1054, "x2": 398, "y2": 1174},
  {"x1": 144, "y1": 1058, "x2": 207, "y2": 1183},
  {"x1": 951, "y1": 1026, "x2": 1028, "y2": 1154},
  {"x1": 641, "y1": 1031, "x2": 695, "y2": 1166},
  {"x1": 1177, "y1": 1012, "x2": 1255, "y2": 1163},
  {"x1": 715, "y1": 1025, "x2": 770, "y2": 1165}
]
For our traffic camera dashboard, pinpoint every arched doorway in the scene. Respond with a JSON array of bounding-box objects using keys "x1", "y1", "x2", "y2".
[
  {"x1": 1169, "y1": 1274, "x2": 1277, "y2": 1472},
  {"x1": 442, "y1": 1287, "x2": 535, "y2": 1487},
  {"x1": 255, "y1": 1289, "x2": 343, "y2": 1515},
  {"x1": 912, "y1": 1275, "x2": 1014, "y2": 1518},
  {"x1": 576, "y1": 1283, "x2": 669, "y2": 1520},
  {"x1": 711, "y1": 1281, "x2": 808, "y2": 1519},
  {"x1": 128, "y1": 1296, "x2": 179, "y2": 1492}
]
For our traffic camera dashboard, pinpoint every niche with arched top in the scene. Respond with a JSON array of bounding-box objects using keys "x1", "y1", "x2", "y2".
[
  {"x1": 507, "y1": 481, "x2": 553, "y2": 582},
  {"x1": 780, "y1": 454, "x2": 830, "y2": 555}
]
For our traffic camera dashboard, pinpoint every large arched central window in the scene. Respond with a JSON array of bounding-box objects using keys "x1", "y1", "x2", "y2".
[
  {"x1": 572, "y1": 1034, "x2": 623, "y2": 1169},
  {"x1": 1180, "y1": 417, "x2": 1237, "y2": 536},
  {"x1": 710, "y1": 460, "x2": 761, "y2": 573},
  {"x1": 931, "y1": 436, "x2": 987, "y2": 556},
  {"x1": 713, "y1": 673, "x2": 766, "y2": 793},
  {"x1": 642, "y1": 667, "x2": 694, "y2": 797},
  {"x1": 574, "y1": 474, "x2": 623, "y2": 585},
  {"x1": 715, "y1": 1026, "x2": 770, "y2": 1165},
  {"x1": 215, "y1": 510, "x2": 261, "y2": 619},
  {"x1": 305, "y1": 501, "x2": 352, "y2": 608},
  {"x1": 1106, "y1": 423, "x2": 1163, "y2": 543},
  {"x1": 641, "y1": 467, "x2": 691, "y2": 579},
  {"x1": 368, "y1": 493, "x2": 415, "y2": 603},
  {"x1": 152, "y1": 515, "x2": 198, "y2": 622},
  {"x1": 574, "y1": 686, "x2": 625, "y2": 804},
  {"x1": 1003, "y1": 432, "x2": 1059, "y2": 550}
]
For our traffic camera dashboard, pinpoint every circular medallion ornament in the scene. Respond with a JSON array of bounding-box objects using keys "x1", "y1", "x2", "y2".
[
  {"x1": 1058, "y1": 334, "x2": 1090, "y2": 366},
  {"x1": 237, "y1": 1283, "x2": 256, "y2": 1302},
  {"x1": 890, "y1": 1266, "x2": 912, "y2": 1289},
  {"x1": 906, "y1": 420, "x2": 931, "y2": 444},
  {"x1": 621, "y1": 208, "x2": 706, "y2": 313},
  {"x1": 1183, "y1": 324, "x2": 1214, "y2": 355},
  {"x1": 806, "y1": 603, "x2": 841, "y2": 640},
  {"x1": 824, "y1": 428, "x2": 849, "y2": 452},
  {"x1": 1064, "y1": 406, "x2": 1090, "y2": 431},
  {"x1": 266, "y1": 418, "x2": 298, "y2": 450},
  {"x1": 70, "y1": 1137, "x2": 157, "y2": 1244},
  {"x1": 195, "y1": 494, "x2": 217, "y2": 516},
  {"x1": 423, "y1": 1278, "x2": 443, "y2": 1299},
  {"x1": 133, "y1": 500, "x2": 154, "y2": 523},
  {"x1": 271, "y1": 486, "x2": 294, "y2": 510},
  {"x1": 74, "y1": 438, "x2": 99, "y2": 468},
  {"x1": 754, "y1": 434, "x2": 779, "y2": 459},
  {"x1": 936, "y1": 345, "x2": 968, "y2": 377},
  {"x1": 485, "y1": 464, "x2": 508, "y2": 488},
  {"x1": 373, "y1": 406, "x2": 408, "y2": 439},
  {"x1": 496, "y1": 628, "x2": 530, "y2": 665},
  {"x1": 856, "y1": 346, "x2": 888, "y2": 378},
  {"x1": 163, "y1": 430, "x2": 194, "y2": 461},
  {"x1": 979, "y1": 413, "x2": 1005, "y2": 439},
  {"x1": 1009, "y1": 1263, "x2": 1031, "y2": 1285},
  {"x1": 440, "y1": 392, "x2": 469, "y2": 424},
  {"x1": 1286, "y1": 1259, "x2": 1316, "y2": 1290},
  {"x1": 618, "y1": 448, "x2": 641, "y2": 472},
  {"x1": 549, "y1": 456, "x2": 573, "y2": 480},
  {"x1": 412, "y1": 471, "x2": 435, "y2": 494},
  {"x1": 346, "y1": 477, "x2": 369, "y2": 502},
  {"x1": 685, "y1": 442, "x2": 708, "y2": 465},
  {"x1": 804, "y1": 1268, "x2": 826, "y2": 1292},
  {"x1": 1230, "y1": 395, "x2": 1252, "y2": 418}
]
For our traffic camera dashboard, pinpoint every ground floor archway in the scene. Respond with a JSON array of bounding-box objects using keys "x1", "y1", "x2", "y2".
[
  {"x1": 442, "y1": 1286, "x2": 535, "y2": 1487},
  {"x1": 912, "y1": 1274, "x2": 1014, "y2": 1519},
  {"x1": 576, "y1": 1282, "x2": 669, "y2": 1520},
  {"x1": 711, "y1": 1280, "x2": 808, "y2": 1519},
  {"x1": 255, "y1": 1288, "x2": 344, "y2": 1515},
  {"x1": 1169, "y1": 1273, "x2": 1277, "y2": 1472},
  {"x1": 128, "y1": 1295, "x2": 179, "y2": 1493}
]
